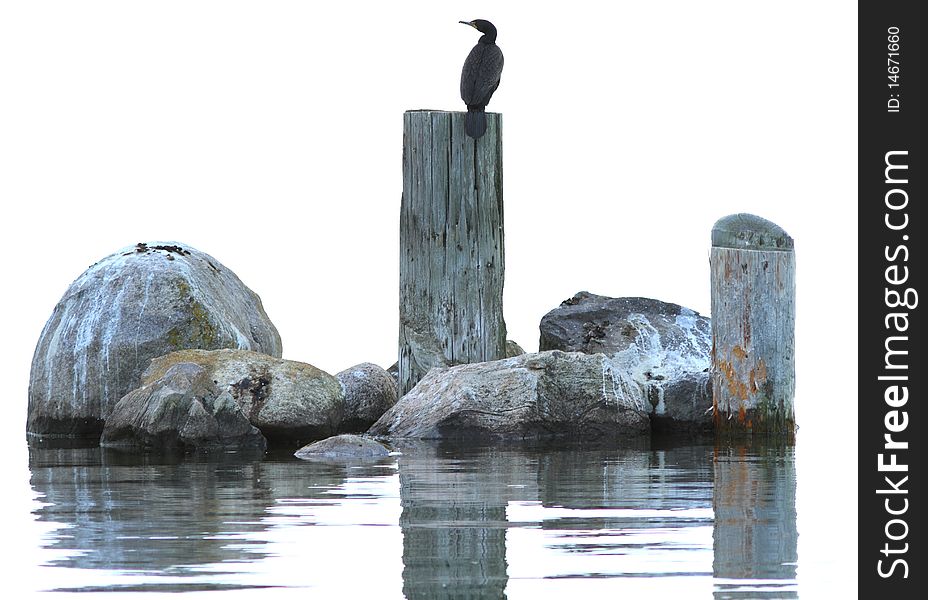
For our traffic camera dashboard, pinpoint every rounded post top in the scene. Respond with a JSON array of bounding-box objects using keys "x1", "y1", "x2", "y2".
[{"x1": 711, "y1": 213, "x2": 793, "y2": 251}]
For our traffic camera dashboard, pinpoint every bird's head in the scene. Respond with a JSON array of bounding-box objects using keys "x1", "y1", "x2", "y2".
[{"x1": 459, "y1": 19, "x2": 497, "y2": 39}]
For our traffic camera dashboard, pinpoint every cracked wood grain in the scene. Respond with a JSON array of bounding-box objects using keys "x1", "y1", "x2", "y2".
[{"x1": 399, "y1": 111, "x2": 506, "y2": 396}]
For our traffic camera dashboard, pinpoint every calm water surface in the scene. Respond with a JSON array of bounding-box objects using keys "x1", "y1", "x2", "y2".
[{"x1": 26, "y1": 439, "x2": 797, "y2": 598}]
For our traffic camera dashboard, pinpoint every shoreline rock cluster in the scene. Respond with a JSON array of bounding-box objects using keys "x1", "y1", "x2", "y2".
[
  {"x1": 98, "y1": 348, "x2": 399, "y2": 451},
  {"x1": 27, "y1": 242, "x2": 282, "y2": 437},
  {"x1": 26, "y1": 242, "x2": 398, "y2": 451},
  {"x1": 28, "y1": 243, "x2": 714, "y2": 455},
  {"x1": 369, "y1": 292, "x2": 714, "y2": 441}
]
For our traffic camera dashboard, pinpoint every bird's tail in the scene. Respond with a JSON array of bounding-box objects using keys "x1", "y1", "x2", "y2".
[{"x1": 465, "y1": 108, "x2": 487, "y2": 139}]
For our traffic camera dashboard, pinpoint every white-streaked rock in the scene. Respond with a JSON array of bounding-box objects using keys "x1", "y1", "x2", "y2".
[
  {"x1": 28, "y1": 242, "x2": 281, "y2": 437},
  {"x1": 540, "y1": 292, "x2": 712, "y2": 430}
]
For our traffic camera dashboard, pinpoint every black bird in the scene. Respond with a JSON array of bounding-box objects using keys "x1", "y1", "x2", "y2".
[{"x1": 459, "y1": 19, "x2": 504, "y2": 139}]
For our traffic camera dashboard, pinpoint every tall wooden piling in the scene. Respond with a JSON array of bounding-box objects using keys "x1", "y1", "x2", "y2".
[
  {"x1": 710, "y1": 213, "x2": 795, "y2": 434},
  {"x1": 399, "y1": 110, "x2": 506, "y2": 396}
]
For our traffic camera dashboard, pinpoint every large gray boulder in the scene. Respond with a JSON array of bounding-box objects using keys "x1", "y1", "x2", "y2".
[
  {"x1": 142, "y1": 349, "x2": 344, "y2": 447},
  {"x1": 100, "y1": 362, "x2": 266, "y2": 450},
  {"x1": 369, "y1": 350, "x2": 650, "y2": 439},
  {"x1": 539, "y1": 292, "x2": 713, "y2": 431},
  {"x1": 336, "y1": 363, "x2": 398, "y2": 432},
  {"x1": 28, "y1": 242, "x2": 282, "y2": 438}
]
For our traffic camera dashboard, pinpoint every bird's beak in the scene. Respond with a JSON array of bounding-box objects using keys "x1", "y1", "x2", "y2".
[{"x1": 459, "y1": 21, "x2": 477, "y2": 29}]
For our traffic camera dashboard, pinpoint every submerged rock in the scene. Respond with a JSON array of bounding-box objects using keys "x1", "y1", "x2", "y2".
[
  {"x1": 28, "y1": 242, "x2": 281, "y2": 438},
  {"x1": 100, "y1": 363, "x2": 265, "y2": 450},
  {"x1": 336, "y1": 363, "x2": 398, "y2": 432},
  {"x1": 368, "y1": 350, "x2": 650, "y2": 439},
  {"x1": 143, "y1": 349, "x2": 343, "y2": 447},
  {"x1": 294, "y1": 434, "x2": 391, "y2": 460},
  {"x1": 539, "y1": 292, "x2": 713, "y2": 431}
]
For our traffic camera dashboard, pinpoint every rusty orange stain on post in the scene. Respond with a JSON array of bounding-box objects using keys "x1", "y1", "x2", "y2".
[
  {"x1": 718, "y1": 357, "x2": 750, "y2": 401},
  {"x1": 732, "y1": 345, "x2": 747, "y2": 360},
  {"x1": 756, "y1": 358, "x2": 767, "y2": 382}
]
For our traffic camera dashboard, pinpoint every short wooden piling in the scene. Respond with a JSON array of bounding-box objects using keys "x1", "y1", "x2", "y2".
[
  {"x1": 399, "y1": 110, "x2": 506, "y2": 397},
  {"x1": 710, "y1": 214, "x2": 795, "y2": 434}
]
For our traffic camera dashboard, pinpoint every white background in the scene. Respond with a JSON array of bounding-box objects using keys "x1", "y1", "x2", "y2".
[{"x1": 0, "y1": 1, "x2": 857, "y2": 597}]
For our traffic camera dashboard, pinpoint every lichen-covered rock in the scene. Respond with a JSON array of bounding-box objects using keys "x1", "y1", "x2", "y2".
[
  {"x1": 28, "y1": 242, "x2": 282, "y2": 438},
  {"x1": 369, "y1": 350, "x2": 649, "y2": 439},
  {"x1": 143, "y1": 349, "x2": 343, "y2": 447},
  {"x1": 505, "y1": 340, "x2": 526, "y2": 357},
  {"x1": 100, "y1": 362, "x2": 265, "y2": 450},
  {"x1": 294, "y1": 434, "x2": 391, "y2": 460},
  {"x1": 539, "y1": 292, "x2": 712, "y2": 431},
  {"x1": 336, "y1": 363, "x2": 398, "y2": 432}
]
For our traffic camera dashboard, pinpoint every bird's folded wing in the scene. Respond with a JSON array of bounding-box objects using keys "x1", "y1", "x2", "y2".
[
  {"x1": 461, "y1": 45, "x2": 504, "y2": 107},
  {"x1": 475, "y1": 47, "x2": 504, "y2": 106}
]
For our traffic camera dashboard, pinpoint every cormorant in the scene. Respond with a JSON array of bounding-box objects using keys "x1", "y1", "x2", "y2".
[{"x1": 459, "y1": 19, "x2": 504, "y2": 139}]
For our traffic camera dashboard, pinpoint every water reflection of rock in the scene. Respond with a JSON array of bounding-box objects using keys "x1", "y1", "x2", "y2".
[
  {"x1": 28, "y1": 447, "x2": 353, "y2": 591},
  {"x1": 713, "y1": 442, "x2": 798, "y2": 599},
  {"x1": 396, "y1": 443, "x2": 535, "y2": 600},
  {"x1": 397, "y1": 440, "x2": 717, "y2": 593},
  {"x1": 534, "y1": 441, "x2": 715, "y2": 578},
  {"x1": 537, "y1": 441, "x2": 712, "y2": 511},
  {"x1": 29, "y1": 439, "x2": 799, "y2": 594}
]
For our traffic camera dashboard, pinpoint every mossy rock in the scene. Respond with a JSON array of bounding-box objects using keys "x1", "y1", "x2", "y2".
[{"x1": 144, "y1": 349, "x2": 344, "y2": 448}]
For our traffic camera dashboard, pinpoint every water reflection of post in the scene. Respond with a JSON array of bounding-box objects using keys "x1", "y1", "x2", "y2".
[
  {"x1": 398, "y1": 443, "x2": 529, "y2": 599},
  {"x1": 713, "y1": 442, "x2": 798, "y2": 598}
]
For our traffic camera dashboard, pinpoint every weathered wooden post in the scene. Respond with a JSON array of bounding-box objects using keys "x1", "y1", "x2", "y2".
[
  {"x1": 710, "y1": 213, "x2": 795, "y2": 434},
  {"x1": 399, "y1": 110, "x2": 506, "y2": 396}
]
